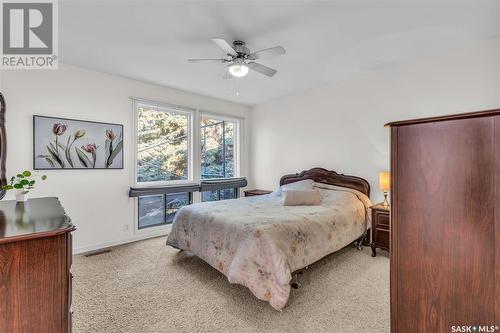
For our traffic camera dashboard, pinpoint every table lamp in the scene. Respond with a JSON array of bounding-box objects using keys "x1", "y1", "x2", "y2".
[{"x1": 379, "y1": 171, "x2": 390, "y2": 208}]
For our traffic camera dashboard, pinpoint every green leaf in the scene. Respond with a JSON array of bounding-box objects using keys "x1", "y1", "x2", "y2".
[
  {"x1": 65, "y1": 135, "x2": 74, "y2": 168},
  {"x1": 20, "y1": 179, "x2": 29, "y2": 186},
  {"x1": 56, "y1": 142, "x2": 67, "y2": 150},
  {"x1": 47, "y1": 144, "x2": 63, "y2": 167},
  {"x1": 51, "y1": 141, "x2": 66, "y2": 168},
  {"x1": 22, "y1": 170, "x2": 31, "y2": 177},
  {"x1": 54, "y1": 141, "x2": 66, "y2": 168},
  {"x1": 16, "y1": 174, "x2": 24, "y2": 178},
  {"x1": 41, "y1": 175, "x2": 47, "y2": 180},
  {"x1": 92, "y1": 150, "x2": 97, "y2": 168},
  {"x1": 29, "y1": 180, "x2": 35, "y2": 186},
  {"x1": 104, "y1": 139, "x2": 111, "y2": 168},
  {"x1": 107, "y1": 140, "x2": 123, "y2": 168},
  {"x1": 75, "y1": 147, "x2": 92, "y2": 168},
  {"x1": 2, "y1": 185, "x2": 13, "y2": 190},
  {"x1": 44, "y1": 158, "x2": 55, "y2": 168},
  {"x1": 13, "y1": 184, "x2": 23, "y2": 189}
]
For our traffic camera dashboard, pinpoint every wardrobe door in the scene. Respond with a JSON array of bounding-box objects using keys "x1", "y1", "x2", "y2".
[
  {"x1": 391, "y1": 117, "x2": 495, "y2": 332},
  {"x1": 495, "y1": 116, "x2": 500, "y2": 326}
]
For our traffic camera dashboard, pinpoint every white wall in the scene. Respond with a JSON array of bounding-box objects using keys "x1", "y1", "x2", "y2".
[
  {"x1": 250, "y1": 38, "x2": 500, "y2": 203},
  {"x1": 0, "y1": 64, "x2": 250, "y2": 253},
  {"x1": 1, "y1": 37, "x2": 498, "y2": 252}
]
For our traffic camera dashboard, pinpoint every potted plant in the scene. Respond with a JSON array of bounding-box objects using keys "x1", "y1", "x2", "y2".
[{"x1": 1, "y1": 171, "x2": 47, "y2": 202}]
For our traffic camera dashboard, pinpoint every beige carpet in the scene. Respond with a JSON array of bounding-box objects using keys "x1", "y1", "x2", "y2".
[{"x1": 72, "y1": 237, "x2": 389, "y2": 333}]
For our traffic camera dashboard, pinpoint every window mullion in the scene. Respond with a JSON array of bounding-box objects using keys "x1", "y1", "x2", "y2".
[{"x1": 192, "y1": 110, "x2": 202, "y2": 202}]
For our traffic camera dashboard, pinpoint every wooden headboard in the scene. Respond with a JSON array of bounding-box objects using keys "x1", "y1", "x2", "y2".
[
  {"x1": 279, "y1": 167, "x2": 370, "y2": 197},
  {"x1": 0, "y1": 93, "x2": 6, "y2": 200}
]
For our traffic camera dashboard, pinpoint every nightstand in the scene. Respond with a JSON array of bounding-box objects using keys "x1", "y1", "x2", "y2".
[
  {"x1": 371, "y1": 203, "x2": 390, "y2": 257},
  {"x1": 244, "y1": 189, "x2": 272, "y2": 197}
]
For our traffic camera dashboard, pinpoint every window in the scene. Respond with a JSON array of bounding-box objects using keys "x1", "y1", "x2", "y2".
[
  {"x1": 201, "y1": 116, "x2": 236, "y2": 179},
  {"x1": 133, "y1": 99, "x2": 244, "y2": 232},
  {"x1": 201, "y1": 188, "x2": 237, "y2": 202},
  {"x1": 136, "y1": 104, "x2": 191, "y2": 184},
  {"x1": 138, "y1": 192, "x2": 191, "y2": 229},
  {"x1": 200, "y1": 115, "x2": 240, "y2": 202}
]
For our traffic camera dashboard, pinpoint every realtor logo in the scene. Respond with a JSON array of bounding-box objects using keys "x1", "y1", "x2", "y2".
[{"x1": 1, "y1": 0, "x2": 58, "y2": 69}]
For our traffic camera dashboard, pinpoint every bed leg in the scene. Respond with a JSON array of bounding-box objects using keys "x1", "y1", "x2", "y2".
[
  {"x1": 354, "y1": 236, "x2": 365, "y2": 250},
  {"x1": 354, "y1": 231, "x2": 369, "y2": 250},
  {"x1": 290, "y1": 266, "x2": 309, "y2": 289}
]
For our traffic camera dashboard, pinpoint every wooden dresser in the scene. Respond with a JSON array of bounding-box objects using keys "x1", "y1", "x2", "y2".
[
  {"x1": 0, "y1": 197, "x2": 75, "y2": 333},
  {"x1": 388, "y1": 110, "x2": 500, "y2": 332}
]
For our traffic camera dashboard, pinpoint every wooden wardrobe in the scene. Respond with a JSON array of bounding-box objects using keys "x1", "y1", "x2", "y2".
[{"x1": 388, "y1": 110, "x2": 499, "y2": 333}]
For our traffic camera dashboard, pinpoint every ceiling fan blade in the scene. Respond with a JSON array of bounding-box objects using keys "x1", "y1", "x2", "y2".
[
  {"x1": 188, "y1": 58, "x2": 228, "y2": 63},
  {"x1": 247, "y1": 46, "x2": 285, "y2": 60},
  {"x1": 211, "y1": 38, "x2": 238, "y2": 56},
  {"x1": 247, "y1": 62, "x2": 277, "y2": 77}
]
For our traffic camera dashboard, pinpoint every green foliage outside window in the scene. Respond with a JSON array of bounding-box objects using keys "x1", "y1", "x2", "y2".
[
  {"x1": 137, "y1": 107, "x2": 188, "y2": 182},
  {"x1": 201, "y1": 118, "x2": 234, "y2": 179},
  {"x1": 137, "y1": 107, "x2": 236, "y2": 184}
]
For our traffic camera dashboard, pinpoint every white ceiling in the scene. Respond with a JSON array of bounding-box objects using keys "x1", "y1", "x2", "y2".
[{"x1": 60, "y1": 1, "x2": 500, "y2": 105}]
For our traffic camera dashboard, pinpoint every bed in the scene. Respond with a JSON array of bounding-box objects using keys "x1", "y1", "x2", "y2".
[{"x1": 166, "y1": 168, "x2": 372, "y2": 310}]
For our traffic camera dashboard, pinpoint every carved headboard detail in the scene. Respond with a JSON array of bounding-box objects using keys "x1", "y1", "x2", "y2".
[
  {"x1": 0, "y1": 93, "x2": 6, "y2": 200},
  {"x1": 279, "y1": 167, "x2": 370, "y2": 197}
]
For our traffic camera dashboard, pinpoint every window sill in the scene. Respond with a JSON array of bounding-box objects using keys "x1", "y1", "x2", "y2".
[{"x1": 129, "y1": 183, "x2": 200, "y2": 197}]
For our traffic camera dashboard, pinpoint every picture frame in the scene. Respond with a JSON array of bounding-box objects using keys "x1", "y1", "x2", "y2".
[{"x1": 33, "y1": 115, "x2": 124, "y2": 170}]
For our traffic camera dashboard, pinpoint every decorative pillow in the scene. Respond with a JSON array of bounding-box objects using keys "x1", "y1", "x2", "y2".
[
  {"x1": 282, "y1": 189, "x2": 322, "y2": 206},
  {"x1": 273, "y1": 179, "x2": 314, "y2": 196}
]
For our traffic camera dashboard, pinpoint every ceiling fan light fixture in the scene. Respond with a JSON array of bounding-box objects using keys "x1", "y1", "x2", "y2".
[{"x1": 228, "y1": 63, "x2": 249, "y2": 77}]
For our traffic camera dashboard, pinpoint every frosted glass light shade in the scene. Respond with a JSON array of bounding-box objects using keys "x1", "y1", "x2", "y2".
[{"x1": 228, "y1": 63, "x2": 249, "y2": 77}]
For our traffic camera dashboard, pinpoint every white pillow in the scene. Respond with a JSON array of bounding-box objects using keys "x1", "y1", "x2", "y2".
[
  {"x1": 282, "y1": 189, "x2": 322, "y2": 206},
  {"x1": 273, "y1": 179, "x2": 314, "y2": 196}
]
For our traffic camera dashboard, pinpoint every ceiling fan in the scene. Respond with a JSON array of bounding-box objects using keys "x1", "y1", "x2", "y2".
[{"x1": 188, "y1": 38, "x2": 286, "y2": 78}]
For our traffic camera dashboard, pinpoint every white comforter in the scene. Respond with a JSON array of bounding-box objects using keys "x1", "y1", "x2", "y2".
[{"x1": 166, "y1": 185, "x2": 372, "y2": 310}]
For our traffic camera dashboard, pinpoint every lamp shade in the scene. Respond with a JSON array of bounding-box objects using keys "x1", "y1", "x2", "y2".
[{"x1": 379, "y1": 172, "x2": 390, "y2": 191}]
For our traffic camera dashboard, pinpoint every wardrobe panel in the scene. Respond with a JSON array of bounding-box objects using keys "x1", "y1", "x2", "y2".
[
  {"x1": 393, "y1": 117, "x2": 495, "y2": 332},
  {"x1": 495, "y1": 116, "x2": 500, "y2": 325}
]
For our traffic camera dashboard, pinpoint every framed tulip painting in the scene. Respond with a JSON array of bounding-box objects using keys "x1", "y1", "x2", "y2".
[{"x1": 33, "y1": 115, "x2": 124, "y2": 169}]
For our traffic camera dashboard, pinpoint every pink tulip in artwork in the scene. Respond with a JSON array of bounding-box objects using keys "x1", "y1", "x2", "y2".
[
  {"x1": 82, "y1": 143, "x2": 98, "y2": 153},
  {"x1": 106, "y1": 129, "x2": 116, "y2": 141},
  {"x1": 52, "y1": 123, "x2": 67, "y2": 136}
]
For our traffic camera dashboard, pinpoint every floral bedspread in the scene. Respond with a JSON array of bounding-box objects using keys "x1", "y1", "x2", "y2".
[{"x1": 166, "y1": 186, "x2": 371, "y2": 310}]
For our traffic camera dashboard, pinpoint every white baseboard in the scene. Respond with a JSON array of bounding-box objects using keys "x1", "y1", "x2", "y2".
[{"x1": 73, "y1": 227, "x2": 170, "y2": 255}]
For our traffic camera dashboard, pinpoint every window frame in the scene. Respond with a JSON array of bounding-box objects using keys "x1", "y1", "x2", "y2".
[
  {"x1": 132, "y1": 98, "x2": 244, "y2": 235},
  {"x1": 200, "y1": 111, "x2": 241, "y2": 181},
  {"x1": 201, "y1": 187, "x2": 239, "y2": 202},
  {"x1": 137, "y1": 192, "x2": 193, "y2": 230},
  {"x1": 133, "y1": 100, "x2": 195, "y2": 187}
]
